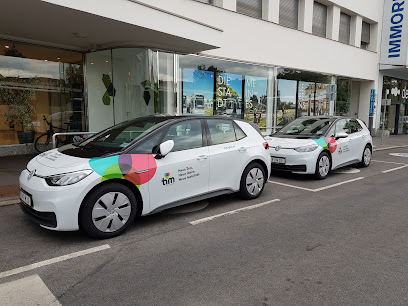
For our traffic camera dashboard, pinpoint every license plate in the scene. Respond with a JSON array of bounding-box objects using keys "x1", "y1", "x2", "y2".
[
  {"x1": 19, "y1": 189, "x2": 32, "y2": 207},
  {"x1": 271, "y1": 156, "x2": 285, "y2": 164}
]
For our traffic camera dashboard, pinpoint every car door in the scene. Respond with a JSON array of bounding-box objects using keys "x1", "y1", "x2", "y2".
[
  {"x1": 329, "y1": 119, "x2": 353, "y2": 169},
  {"x1": 347, "y1": 119, "x2": 366, "y2": 161},
  {"x1": 206, "y1": 119, "x2": 249, "y2": 192},
  {"x1": 148, "y1": 119, "x2": 209, "y2": 212}
]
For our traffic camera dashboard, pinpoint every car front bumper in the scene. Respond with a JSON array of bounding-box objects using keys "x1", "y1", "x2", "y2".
[
  {"x1": 19, "y1": 169, "x2": 93, "y2": 231},
  {"x1": 270, "y1": 148, "x2": 320, "y2": 174}
]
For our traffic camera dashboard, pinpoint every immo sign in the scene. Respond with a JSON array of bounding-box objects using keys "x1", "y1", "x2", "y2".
[{"x1": 381, "y1": 0, "x2": 408, "y2": 65}]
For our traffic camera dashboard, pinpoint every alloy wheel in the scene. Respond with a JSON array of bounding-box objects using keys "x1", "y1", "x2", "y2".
[
  {"x1": 92, "y1": 192, "x2": 132, "y2": 233},
  {"x1": 319, "y1": 155, "x2": 330, "y2": 177},
  {"x1": 246, "y1": 168, "x2": 265, "y2": 196},
  {"x1": 364, "y1": 147, "x2": 371, "y2": 165}
]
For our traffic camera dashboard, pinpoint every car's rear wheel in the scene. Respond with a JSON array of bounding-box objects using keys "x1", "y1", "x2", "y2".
[
  {"x1": 314, "y1": 152, "x2": 331, "y2": 180},
  {"x1": 358, "y1": 145, "x2": 371, "y2": 167},
  {"x1": 240, "y1": 162, "x2": 266, "y2": 199},
  {"x1": 79, "y1": 183, "x2": 137, "y2": 239}
]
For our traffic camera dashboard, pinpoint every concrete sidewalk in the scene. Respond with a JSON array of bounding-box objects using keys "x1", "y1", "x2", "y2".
[{"x1": 1, "y1": 134, "x2": 408, "y2": 204}]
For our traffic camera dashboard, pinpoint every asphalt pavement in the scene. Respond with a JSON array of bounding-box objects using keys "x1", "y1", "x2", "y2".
[{"x1": 0, "y1": 146, "x2": 407, "y2": 305}]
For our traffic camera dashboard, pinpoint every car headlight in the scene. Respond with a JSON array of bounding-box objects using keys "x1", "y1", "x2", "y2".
[
  {"x1": 45, "y1": 170, "x2": 93, "y2": 186},
  {"x1": 294, "y1": 144, "x2": 319, "y2": 152}
]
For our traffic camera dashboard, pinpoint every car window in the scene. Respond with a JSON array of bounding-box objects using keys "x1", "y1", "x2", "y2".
[
  {"x1": 128, "y1": 131, "x2": 164, "y2": 154},
  {"x1": 207, "y1": 119, "x2": 237, "y2": 145},
  {"x1": 162, "y1": 120, "x2": 203, "y2": 152},
  {"x1": 275, "y1": 118, "x2": 335, "y2": 136},
  {"x1": 234, "y1": 123, "x2": 247, "y2": 140},
  {"x1": 335, "y1": 119, "x2": 349, "y2": 134},
  {"x1": 349, "y1": 119, "x2": 363, "y2": 133}
]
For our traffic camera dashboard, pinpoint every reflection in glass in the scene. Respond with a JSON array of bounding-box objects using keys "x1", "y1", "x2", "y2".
[
  {"x1": 277, "y1": 79, "x2": 296, "y2": 126},
  {"x1": 0, "y1": 41, "x2": 83, "y2": 145}
]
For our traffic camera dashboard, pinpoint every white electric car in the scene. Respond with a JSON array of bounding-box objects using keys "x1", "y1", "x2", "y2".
[
  {"x1": 20, "y1": 116, "x2": 271, "y2": 238},
  {"x1": 265, "y1": 116, "x2": 372, "y2": 179}
]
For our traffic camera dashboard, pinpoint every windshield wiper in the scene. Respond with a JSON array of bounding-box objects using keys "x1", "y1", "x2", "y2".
[{"x1": 78, "y1": 144, "x2": 106, "y2": 153}]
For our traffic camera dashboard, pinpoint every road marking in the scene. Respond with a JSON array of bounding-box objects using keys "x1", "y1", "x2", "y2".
[
  {"x1": 381, "y1": 165, "x2": 408, "y2": 173},
  {"x1": 312, "y1": 177, "x2": 365, "y2": 192},
  {"x1": 268, "y1": 180, "x2": 315, "y2": 192},
  {"x1": 372, "y1": 160, "x2": 407, "y2": 165},
  {"x1": 189, "y1": 199, "x2": 280, "y2": 225},
  {"x1": 0, "y1": 274, "x2": 61, "y2": 305},
  {"x1": 269, "y1": 177, "x2": 365, "y2": 192},
  {"x1": 0, "y1": 244, "x2": 110, "y2": 279}
]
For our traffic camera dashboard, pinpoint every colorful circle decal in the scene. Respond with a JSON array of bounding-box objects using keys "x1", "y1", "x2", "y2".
[{"x1": 89, "y1": 154, "x2": 157, "y2": 187}]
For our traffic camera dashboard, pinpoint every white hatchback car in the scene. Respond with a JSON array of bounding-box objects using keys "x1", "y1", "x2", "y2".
[
  {"x1": 20, "y1": 116, "x2": 271, "y2": 238},
  {"x1": 265, "y1": 117, "x2": 372, "y2": 179}
]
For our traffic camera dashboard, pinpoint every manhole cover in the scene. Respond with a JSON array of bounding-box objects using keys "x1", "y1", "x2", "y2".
[
  {"x1": 332, "y1": 167, "x2": 361, "y2": 174},
  {"x1": 389, "y1": 153, "x2": 408, "y2": 157},
  {"x1": 163, "y1": 200, "x2": 209, "y2": 215}
]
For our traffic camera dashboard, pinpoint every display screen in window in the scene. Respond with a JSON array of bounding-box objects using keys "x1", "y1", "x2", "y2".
[
  {"x1": 215, "y1": 72, "x2": 242, "y2": 117},
  {"x1": 182, "y1": 68, "x2": 214, "y2": 115},
  {"x1": 244, "y1": 75, "x2": 267, "y2": 128}
]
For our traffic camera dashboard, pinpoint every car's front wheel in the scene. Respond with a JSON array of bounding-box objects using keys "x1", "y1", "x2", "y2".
[
  {"x1": 79, "y1": 183, "x2": 137, "y2": 239},
  {"x1": 358, "y1": 145, "x2": 372, "y2": 167},
  {"x1": 240, "y1": 162, "x2": 266, "y2": 199},
  {"x1": 314, "y1": 152, "x2": 331, "y2": 180}
]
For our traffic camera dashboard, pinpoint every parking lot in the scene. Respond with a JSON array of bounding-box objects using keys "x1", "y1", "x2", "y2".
[{"x1": 0, "y1": 146, "x2": 408, "y2": 305}]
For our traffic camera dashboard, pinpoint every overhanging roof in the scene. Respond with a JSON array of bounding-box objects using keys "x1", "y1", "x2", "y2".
[{"x1": 0, "y1": 0, "x2": 222, "y2": 53}]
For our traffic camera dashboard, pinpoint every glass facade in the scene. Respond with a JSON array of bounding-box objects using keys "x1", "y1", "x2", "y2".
[
  {"x1": 0, "y1": 44, "x2": 340, "y2": 151},
  {"x1": 0, "y1": 40, "x2": 84, "y2": 145},
  {"x1": 382, "y1": 76, "x2": 408, "y2": 134}
]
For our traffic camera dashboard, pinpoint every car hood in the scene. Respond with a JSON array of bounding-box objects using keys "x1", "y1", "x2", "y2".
[
  {"x1": 265, "y1": 136, "x2": 318, "y2": 149},
  {"x1": 27, "y1": 149, "x2": 91, "y2": 176}
]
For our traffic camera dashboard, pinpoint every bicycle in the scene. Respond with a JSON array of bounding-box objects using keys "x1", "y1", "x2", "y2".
[{"x1": 34, "y1": 116, "x2": 84, "y2": 153}]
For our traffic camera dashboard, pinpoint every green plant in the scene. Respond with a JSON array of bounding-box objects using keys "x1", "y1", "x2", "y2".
[{"x1": 0, "y1": 87, "x2": 35, "y2": 131}]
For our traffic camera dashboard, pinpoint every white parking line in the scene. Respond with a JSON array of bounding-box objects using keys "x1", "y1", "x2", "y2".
[
  {"x1": 0, "y1": 244, "x2": 110, "y2": 279},
  {"x1": 268, "y1": 177, "x2": 365, "y2": 192},
  {"x1": 190, "y1": 199, "x2": 280, "y2": 225},
  {"x1": 382, "y1": 165, "x2": 408, "y2": 173},
  {"x1": 312, "y1": 177, "x2": 365, "y2": 192},
  {"x1": 268, "y1": 181, "x2": 315, "y2": 192},
  {"x1": 372, "y1": 160, "x2": 407, "y2": 165}
]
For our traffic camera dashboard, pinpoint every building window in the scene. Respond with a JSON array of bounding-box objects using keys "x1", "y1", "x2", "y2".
[
  {"x1": 236, "y1": 0, "x2": 263, "y2": 19},
  {"x1": 335, "y1": 78, "x2": 351, "y2": 116},
  {"x1": 279, "y1": 0, "x2": 299, "y2": 30},
  {"x1": 179, "y1": 54, "x2": 275, "y2": 133},
  {"x1": 0, "y1": 41, "x2": 84, "y2": 146},
  {"x1": 361, "y1": 21, "x2": 371, "y2": 49},
  {"x1": 312, "y1": 1, "x2": 327, "y2": 38},
  {"x1": 339, "y1": 13, "x2": 351, "y2": 44}
]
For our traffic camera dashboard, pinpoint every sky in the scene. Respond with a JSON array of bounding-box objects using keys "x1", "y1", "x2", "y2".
[{"x1": 183, "y1": 68, "x2": 214, "y2": 100}]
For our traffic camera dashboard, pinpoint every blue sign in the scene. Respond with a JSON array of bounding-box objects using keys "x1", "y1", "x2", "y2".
[{"x1": 369, "y1": 89, "x2": 375, "y2": 116}]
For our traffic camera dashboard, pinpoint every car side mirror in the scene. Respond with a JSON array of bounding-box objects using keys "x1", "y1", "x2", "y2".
[
  {"x1": 155, "y1": 140, "x2": 174, "y2": 159},
  {"x1": 335, "y1": 132, "x2": 348, "y2": 140}
]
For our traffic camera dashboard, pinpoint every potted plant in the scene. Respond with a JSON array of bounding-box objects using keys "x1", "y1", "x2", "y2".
[{"x1": 0, "y1": 87, "x2": 36, "y2": 143}]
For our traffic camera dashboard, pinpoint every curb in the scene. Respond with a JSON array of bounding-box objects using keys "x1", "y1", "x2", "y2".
[
  {"x1": 373, "y1": 144, "x2": 408, "y2": 152},
  {"x1": 0, "y1": 197, "x2": 19, "y2": 207}
]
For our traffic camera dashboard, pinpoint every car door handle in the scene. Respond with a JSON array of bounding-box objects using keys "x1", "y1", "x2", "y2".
[
  {"x1": 238, "y1": 147, "x2": 247, "y2": 153},
  {"x1": 197, "y1": 155, "x2": 208, "y2": 160}
]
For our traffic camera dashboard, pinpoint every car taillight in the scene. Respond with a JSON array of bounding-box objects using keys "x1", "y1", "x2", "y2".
[{"x1": 263, "y1": 142, "x2": 269, "y2": 149}]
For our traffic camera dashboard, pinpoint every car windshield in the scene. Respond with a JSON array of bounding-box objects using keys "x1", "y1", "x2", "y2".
[
  {"x1": 78, "y1": 117, "x2": 171, "y2": 154},
  {"x1": 275, "y1": 118, "x2": 335, "y2": 137}
]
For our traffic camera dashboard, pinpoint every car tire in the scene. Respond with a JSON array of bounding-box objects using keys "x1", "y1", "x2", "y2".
[
  {"x1": 239, "y1": 162, "x2": 266, "y2": 200},
  {"x1": 79, "y1": 183, "x2": 137, "y2": 239},
  {"x1": 358, "y1": 145, "x2": 372, "y2": 167},
  {"x1": 314, "y1": 152, "x2": 331, "y2": 180}
]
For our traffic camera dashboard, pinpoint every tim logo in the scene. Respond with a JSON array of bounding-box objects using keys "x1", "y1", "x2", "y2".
[{"x1": 162, "y1": 172, "x2": 175, "y2": 186}]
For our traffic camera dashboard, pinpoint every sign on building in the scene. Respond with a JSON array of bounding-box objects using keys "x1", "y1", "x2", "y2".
[{"x1": 380, "y1": 0, "x2": 408, "y2": 66}]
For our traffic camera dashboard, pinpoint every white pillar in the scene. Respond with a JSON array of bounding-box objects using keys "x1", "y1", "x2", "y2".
[
  {"x1": 358, "y1": 81, "x2": 375, "y2": 124},
  {"x1": 298, "y1": 0, "x2": 313, "y2": 33},
  {"x1": 262, "y1": 0, "x2": 279, "y2": 23},
  {"x1": 326, "y1": 5, "x2": 340, "y2": 40},
  {"x1": 213, "y1": 0, "x2": 236, "y2": 11},
  {"x1": 350, "y1": 15, "x2": 363, "y2": 47}
]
